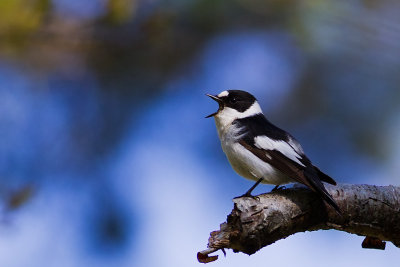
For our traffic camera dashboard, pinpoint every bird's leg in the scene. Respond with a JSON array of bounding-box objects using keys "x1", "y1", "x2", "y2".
[
  {"x1": 271, "y1": 185, "x2": 286, "y2": 192},
  {"x1": 235, "y1": 178, "x2": 263, "y2": 198}
]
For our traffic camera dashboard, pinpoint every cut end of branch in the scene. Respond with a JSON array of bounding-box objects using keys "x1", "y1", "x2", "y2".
[
  {"x1": 197, "y1": 248, "x2": 219, "y2": 263},
  {"x1": 197, "y1": 226, "x2": 232, "y2": 263}
]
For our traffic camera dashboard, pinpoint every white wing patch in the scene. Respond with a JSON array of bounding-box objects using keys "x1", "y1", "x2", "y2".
[
  {"x1": 288, "y1": 136, "x2": 304, "y2": 154},
  {"x1": 254, "y1": 136, "x2": 305, "y2": 167}
]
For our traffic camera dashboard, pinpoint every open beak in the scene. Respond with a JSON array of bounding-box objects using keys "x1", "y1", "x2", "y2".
[{"x1": 205, "y1": 94, "x2": 223, "y2": 118}]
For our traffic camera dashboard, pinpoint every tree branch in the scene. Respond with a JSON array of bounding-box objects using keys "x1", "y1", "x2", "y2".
[{"x1": 198, "y1": 184, "x2": 400, "y2": 263}]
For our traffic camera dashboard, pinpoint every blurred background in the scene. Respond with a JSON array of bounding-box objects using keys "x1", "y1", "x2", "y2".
[{"x1": 0, "y1": 0, "x2": 399, "y2": 266}]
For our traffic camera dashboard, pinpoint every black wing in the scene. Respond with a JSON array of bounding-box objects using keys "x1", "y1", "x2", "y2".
[
  {"x1": 313, "y1": 165, "x2": 337, "y2": 185},
  {"x1": 284, "y1": 130, "x2": 337, "y2": 186},
  {"x1": 235, "y1": 115, "x2": 340, "y2": 213},
  {"x1": 239, "y1": 140, "x2": 340, "y2": 213}
]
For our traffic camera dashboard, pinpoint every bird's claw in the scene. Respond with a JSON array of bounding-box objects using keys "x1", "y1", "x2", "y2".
[
  {"x1": 234, "y1": 193, "x2": 260, "y2": 201},
  {"x1": 271, "y1": 185, "x2": 286, "y2": 192}
]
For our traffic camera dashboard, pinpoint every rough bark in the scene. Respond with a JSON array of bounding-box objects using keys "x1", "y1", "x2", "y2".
[{"x1": 198, "y1": 184, "x2": 400, "y2": 263}]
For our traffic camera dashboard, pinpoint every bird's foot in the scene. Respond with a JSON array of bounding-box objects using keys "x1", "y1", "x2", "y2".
[
  {"x1": 271, "y1": 185, "x2": 286, "y2": 192},
  {"x1": 234, "y1": 192, "x2": 260, "y2": 200}
]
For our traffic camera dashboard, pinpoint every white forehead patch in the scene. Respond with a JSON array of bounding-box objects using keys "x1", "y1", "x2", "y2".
[{"x1": 218, "y1": 90, "x2": 229, "y2": 97}]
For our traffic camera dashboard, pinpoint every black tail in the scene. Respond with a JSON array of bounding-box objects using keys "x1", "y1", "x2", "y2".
[
  {"x1": 305, "y1": 168, "x2": 342, "y2": 214},
  {"x1": 316, "y1": 184, "x2": 342, "y2": 214}
]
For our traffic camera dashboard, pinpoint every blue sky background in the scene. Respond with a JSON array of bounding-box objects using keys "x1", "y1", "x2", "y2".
[{"x1": 0, "y1": 1, "x2": 399, "y2": 266}]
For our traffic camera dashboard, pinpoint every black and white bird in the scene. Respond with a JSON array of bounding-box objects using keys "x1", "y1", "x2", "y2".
[{"x1": 206, "y1": 89, "x2": 341, "y2": 213}]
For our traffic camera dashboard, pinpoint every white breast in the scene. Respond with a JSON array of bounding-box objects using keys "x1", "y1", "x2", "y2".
[{"x1": 215, "y1": 122, "x2": 293, "y2": 185}]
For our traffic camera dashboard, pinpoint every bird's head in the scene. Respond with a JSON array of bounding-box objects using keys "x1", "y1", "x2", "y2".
[{"x1": 206, "y1": 90, "x2": 263, "y2": 126}]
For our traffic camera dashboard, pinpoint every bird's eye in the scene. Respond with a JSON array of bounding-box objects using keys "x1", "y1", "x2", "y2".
[{"x1": 230, "y1": 97, "x2": 237, "y2": 103}]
